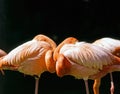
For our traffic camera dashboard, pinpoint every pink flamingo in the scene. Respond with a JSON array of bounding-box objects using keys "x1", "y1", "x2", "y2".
[
  {"x1": 0, "y1": 34, "x2": 56, "y2": 94},
  {"x1": 53, "y1": 37, "x2": 120, "y2": 94},
  {"x1": 93, "y1": 37, "x2": 120, "y2": 94}
]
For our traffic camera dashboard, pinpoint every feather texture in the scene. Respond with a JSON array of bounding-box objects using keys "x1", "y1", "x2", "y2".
[
  {"x1": 93, "y1": 37, "x2": 120, "y2": 52},
  {"x1": 60, "y1": 42, "x2": 113, "y2": 70},
  {"x1": 0, "y1": 34, "x2": 56, "y2": 76}
]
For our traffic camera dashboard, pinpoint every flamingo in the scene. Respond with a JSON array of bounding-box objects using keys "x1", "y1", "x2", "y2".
[
  {"x1": 53, "y1": 37, "x2": 120, "y2": 94},
  {"x1": 0, "y1": 34, "x2": 57, "y2": 94},
  {"x1": 93, "y1": 37, "x2": 120, "y2": 94}
]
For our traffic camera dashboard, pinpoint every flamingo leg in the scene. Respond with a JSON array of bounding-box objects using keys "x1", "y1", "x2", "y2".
[
  {"x1": 110, "y1": 73, "x2": 114, "y2": 94},
  {"x1": 0, "y1": 69, "x2": 5, "y2": 75},
  {"x1": 84, "y1": 80, "x2": 90, "y2": 94},
  {"x1": 93, "y1": 78, "x2": 101, "y2": 94},
  {"x1": 35, "y1": 78, "x2": 39, "y2": 94}
]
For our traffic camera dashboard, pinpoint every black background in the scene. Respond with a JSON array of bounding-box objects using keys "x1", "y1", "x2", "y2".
[{"x1": 0, "y1": 0, "x2": 120, "y2": 94}]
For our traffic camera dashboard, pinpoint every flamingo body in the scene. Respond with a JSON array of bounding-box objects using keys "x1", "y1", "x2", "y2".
[
  {"x1": 57, "y1": 42, "x2": 114, "y2": 79},
  {"x1": 93, "y1": 37, "x2": 120, "y2": 56},
  {"x1": 0, "y1": 34, "x2": 57, "y2": 94},
  {"x1": 2, "y1": 41, "x2": 47, "y2": 75},
  {"x1": 93, "y1": 37, "x2": 120, "y2": 94},
  {"x1": 54, "y1": 37, "x2": 120, "y2": 94}
]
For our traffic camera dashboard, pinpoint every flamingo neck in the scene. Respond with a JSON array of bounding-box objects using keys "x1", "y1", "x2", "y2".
[{"x1": 53, "y1": 42, "x2": 65, "y2": 61}]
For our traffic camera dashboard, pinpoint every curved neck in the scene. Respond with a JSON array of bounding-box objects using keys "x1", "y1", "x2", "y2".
[
  {"x1": 53, "y1": 37, "x2": 78, "y2": 61},
  {"x1": 53, "y1": 42, "x2": 66, "y2": 61},
  {"x1": 48, "y1": 39, "x2": 57, "y2": 51}
]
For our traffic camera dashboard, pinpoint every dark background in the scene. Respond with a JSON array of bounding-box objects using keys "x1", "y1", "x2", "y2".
[{"x1": 0, "y1": 0, "x2": 120, "y2": 94}]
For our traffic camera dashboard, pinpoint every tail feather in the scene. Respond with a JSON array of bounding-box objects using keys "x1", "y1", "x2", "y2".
[{"x1": 0, "y1": 57, "x2": 18, "y2": 70}]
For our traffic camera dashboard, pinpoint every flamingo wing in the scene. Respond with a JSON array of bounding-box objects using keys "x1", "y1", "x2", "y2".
[
  {"x1": 0, "y1": 40, "x2": 52, "y2": 75},
  {"x1": 60, "y1": 42, "x2": 113, "y2": 70},
  {"x1": 93, "y1": 37, "x2": 120, "y2": 52}
]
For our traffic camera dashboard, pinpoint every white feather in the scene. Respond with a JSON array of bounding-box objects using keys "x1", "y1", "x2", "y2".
[
  {"x1": 60, "y1": 42, "x2": 113, "y2": 70},
  {"x1": 93, "y1": 37, "x2": 120, "y2": 52},
  {"x1": 2, "y1": 40, "x2": 51, "y2": 66}
]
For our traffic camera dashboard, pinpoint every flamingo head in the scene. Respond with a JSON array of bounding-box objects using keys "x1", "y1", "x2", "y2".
[{"x1": 56, "y1": 54, "x2": 71, "y2": 77}]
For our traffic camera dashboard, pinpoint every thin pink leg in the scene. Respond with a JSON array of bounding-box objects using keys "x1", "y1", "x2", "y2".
[
  {"x1": 110, "y1": 73, "x2": 114, "y2": 94},
  {"x1": 35, "y1": 78, "x2": 39, "y2": 94},
  {"x1": 84, "y1": 80, "x2": 90, "y2": 94}
]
